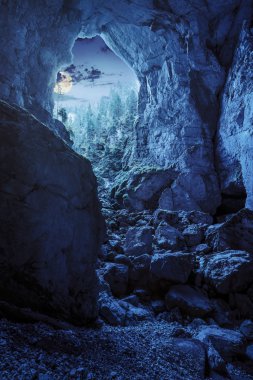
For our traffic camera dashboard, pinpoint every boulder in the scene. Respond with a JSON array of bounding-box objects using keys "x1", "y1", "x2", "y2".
[
  {"x1": 195, "y1": 325, "x2": 246, "y2": 361},
  {"x1": 99, "y1": 293, "x2": 127, "y2": 326},
  {"x1": 182, "y1": 224, "x2": 204, "y2": 247},
  {"x1": 170, "y1": 172, "x2": 220, "y2": 215},
  {"x1": 153, "y1": 209, "x2": 213, "y2": 231},
  {"x1": 118, "y1": 300, "x2": 153, "y2": 323},
  {"x1": 206, "y1": 209, "x2": 253, "y2": 253},
  {"x1": 100, "y1": 263, "x2": 129, "y2": 297},
  {"x1": 161, "y1": 339, "x2": 206, "y2": 380},
  {"x1": 0, "y1": 101, "x2": 104, "y2": 323},
  {"x1": 124, "y1": 226, "x2": 154, "y2": 256},
  {"x1": 112, "y1": 167, "x2": 177, "y2": 211},
  {"x1": 158, "y1": 172, "x2": 220, "y2": 215},
  {"x1": 155, "y1": 222, "x2": 185, "y2": 250},
  {"x1": 129, "y1": 254, "x2": 151, "y2": 289},
  {"x1": 150, "y1": 252, "x2": 194, "y2": 284},
  {"x1": 199, "y1": 250, "x2": 253, "y2": 294},
  {"x1": 165, "y1": 285, "x2": 213, "y2": 317}
]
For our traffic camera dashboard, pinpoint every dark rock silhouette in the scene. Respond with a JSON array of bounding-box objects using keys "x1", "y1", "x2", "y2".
[{"x1": 0, "y1": 100, "x2": 104, "y2": 323}]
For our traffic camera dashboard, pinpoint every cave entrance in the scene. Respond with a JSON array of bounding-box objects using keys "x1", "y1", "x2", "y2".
[{"x1": 53, "y1": 36, "x2": 139, "y2": 201}]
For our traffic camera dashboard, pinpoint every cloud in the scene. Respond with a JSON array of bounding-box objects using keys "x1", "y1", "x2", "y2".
[
  {"x1": 81, "y1": 82, "x2": 114, "y2": 88},
  {"x1": 85, "y1": 67, "x2": 103, "y2": 82},
  {"x1": 53, "y1": 94, "x2": 88, "y2": 102},
  {"x1": 62, "y1": 64, "x2": 104, "y2": 85}
]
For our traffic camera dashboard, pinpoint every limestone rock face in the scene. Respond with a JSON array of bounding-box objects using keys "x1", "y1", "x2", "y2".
[
  {"x1": 216, "y1": 25, "x2": 253, "y2": 209},
  {"x1": 1, "y1": 1, "x2": 252, "y2": 214},
  {"x1": 0, "y1": 101, "x2": 104, "y2": 323}
]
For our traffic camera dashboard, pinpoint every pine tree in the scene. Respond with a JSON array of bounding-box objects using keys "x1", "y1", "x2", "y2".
[{"x1": 58, "y1": 107, "x2": 68, "y2": 123}]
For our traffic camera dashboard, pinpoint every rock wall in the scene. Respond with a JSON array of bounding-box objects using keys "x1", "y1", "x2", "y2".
[
  {"x1": 0, "y1": 0, "x2": 252, "y2": 214},
  {"x1": 0, "y1": 100, "x2": 104, "y2": 323},
  {"x1": 95, "y1": 1, "x2": 252, "y2": 213},
  {"x1": 216, "y1": 24, "x2": 253, "y2": 210}
]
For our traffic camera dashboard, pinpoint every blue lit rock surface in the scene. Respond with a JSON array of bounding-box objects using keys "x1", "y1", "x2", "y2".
[
  {"x1": 150, "y1": 251, "x2": 194, "y2": 284},
  {"x1": 0, "y1": 2, "x2": 253, "y2": 378},
  {"x1": 1, "y1": 1, "x2": 252, "y2": 213},
  {"x1": 195, "y1": 325, "x2": 247, "y2": 361},
  {"x1": 165, "y1": 284, "x2": 213, "y2": 317},
  {"x1": 216, "y1": 25, "x2": 253, "y2": 209},
  {"x1": 199, "y1": 250, "x2": 253, "y2": 294},
  {"x1": 0, "y1": 100, "x2": 104, "y2": 323},
  {"x1": 205, "y1": 208, "x2": 253, "y2": 253}
]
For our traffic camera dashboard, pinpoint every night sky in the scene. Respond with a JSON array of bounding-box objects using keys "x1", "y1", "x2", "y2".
[{"x1": 54, "y1": 36, "x2": 138, "y2": 108}]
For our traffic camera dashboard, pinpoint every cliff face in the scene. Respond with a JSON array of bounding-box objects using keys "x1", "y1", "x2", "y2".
[
  {"x1": 216, "y1": 25, "x2": 253, "y2": 210},
  {"x1": 1, "y1": 0, "x2": 252, "y2": 213}
]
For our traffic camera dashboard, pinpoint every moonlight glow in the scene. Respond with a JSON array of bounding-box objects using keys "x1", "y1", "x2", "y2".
[
  {"x1": 54, "y1": 71, "x2": 72, "y2": 94},
  {"x1": 53, "y1": 37, "x2": 139, "y2": 108}
]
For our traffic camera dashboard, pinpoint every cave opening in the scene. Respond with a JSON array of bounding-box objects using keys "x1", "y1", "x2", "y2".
[{"x1": 53, "y1": 36, "x2": 139, "y2": 201}]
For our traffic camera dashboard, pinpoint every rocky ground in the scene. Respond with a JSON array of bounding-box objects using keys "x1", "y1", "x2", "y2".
[
  {"x1": 1, "y1": 196, "x2": 253, "y2": 379},
  {"x1": 0, "y1": 318, "x2": 253, "y2": 380}
]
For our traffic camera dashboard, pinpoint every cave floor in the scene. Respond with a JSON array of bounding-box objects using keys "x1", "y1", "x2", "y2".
[{"x1": 0, "y1": 318, "x2": 253, "y2": 380}]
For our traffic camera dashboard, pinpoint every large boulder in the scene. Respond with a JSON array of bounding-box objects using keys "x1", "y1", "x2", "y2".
[
  {"x1": 199, "y1": 250, "x2": 253, "y2": 294},
  {"x1": 182, "y1": 224, "x2": 205, "y2": 247},
  {"x1": 195, "y1": 325, "x2": 246, "y2": 361},
  {"x1": 0, "y1": 101, "x2": 104, "y2": 323},
  {"x1": 158, "y1": 172, "x2": 219, "y2": 214},
  {"x1": 165, "y1": 285, "x2": 213, "y2": 317},
  {"x1": 150, "y1": 252, "x2": 194, "y2": 284},
  {"x1": 112, "y1": 167, "x2": 177, "y2": 211},
  {"x1": 206, "y1": 208, "x2": 253, "y2": 253},
  {"x1": 124, "y1": 226, "x2": 154, "y2": 257},
  {"x1": 155, "y1": 222, "x2": 185, "y2": 250}
]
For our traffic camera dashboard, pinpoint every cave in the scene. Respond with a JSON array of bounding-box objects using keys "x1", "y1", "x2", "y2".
[{"x1": 0, "y1": 1, "x2": 253, "y2": 379}]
